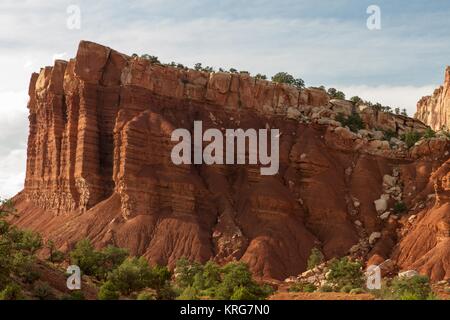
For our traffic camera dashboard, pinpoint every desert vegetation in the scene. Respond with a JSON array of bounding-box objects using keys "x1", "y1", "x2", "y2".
[
  {"x1": 288, "y1": 254, "x2": 440, "y2": 300},
  {"x1": 335, "y1": 112, "x2": 365, "y2": 133},
  {"x1": 0, "y1": 198, "x2": 273, "y2": 300}
]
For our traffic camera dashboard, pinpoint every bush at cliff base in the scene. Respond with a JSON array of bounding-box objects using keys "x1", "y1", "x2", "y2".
[
  {"x1": 374, "y1": 275, "x2": 437, "y2": 300},
  {"x1": 174, "y1": 259, "x2": 273, "y2": 300},
  {"x1": 326, "y1": 257, "x2": 365, "y2": 292}
]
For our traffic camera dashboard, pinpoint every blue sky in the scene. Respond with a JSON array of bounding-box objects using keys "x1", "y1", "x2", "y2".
[{"x1": 0, "y1": 0, "x2": 449, "y2": 197}]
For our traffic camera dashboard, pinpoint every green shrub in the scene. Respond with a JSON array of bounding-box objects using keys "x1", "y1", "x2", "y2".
[
  {"x1": 326, "y1": 257, "x2": 364, "y2": 291},
  {"x1": 350, "y1": 288, "x2": 365, "y2": 294},
  {"x1": 340, "y1": 284, "x2": 353, "y2": 293},
  {"x1": 70, "y1": 240, "x2": 129, "y2": 279},
  {"x1": 156, "y1": 284, "x2": 177, "y2": 300},
  {"x1": 393, "y1": 202, "x2": 407, "y2": 214},
  {"x1": 319, "y1": 284, "x2": 333, "y2": 292},
  {"x1": 148, "y1": 265, "x2": 172, "y2": 292},
  {"x1": 336, "y1": 113, "x2": 364, "y2": 133},
  {"x1": 0, "y1": 283, "x2": 24, "y2": 300},
  {"x1": 193, "y1": 63, "x2": 214, "y2": 73},
  {"x1": 70, "y1": 239, "x2": 104, "y2": 277},
  {"x1": 107, "y1": 257, "x2": 153, "y2": 295},
  {"x1": 137, "y1": 290, "x2": 156, "y2": 300},
  {"x1": 192, "y1": 261, "x2": 221, "y2": 291},
  {"x1": 178, "y1": 286, "x2": 200, "y2": 300},
  {"x1": 22, "y1": 269, "x2": 40, "y2": 284},
  {"x1": 106, "y1": 255, "x2": 173, "y2": 298},
  {"x1": 402, "y1": 131, "x2": 422, "y2": 148},
  {"x1": 141, "y1": 54, "x2": 160, "y2": 64},
  {"x1": 61, "y1": 290, "x2": 85, "y2": 300},
  {"x1": 390, "y1": 275, "x2": 435, "y2": 300},
  {"x1": 175, "y1": 258, "x2": 204, "y2": 288},
  {"x1": 231, "y1": 286, "x2": 258, "y2": 300},
  {"x1": 15, "y1": 230, "x2": 42, "y2": 254},
  {"x1": 215, "y1": 262, "x2": 272, "y2": 300},
  {"x1": 289, "y1": 281, "x2": 317, "y2": 293},
  {"x1": 33, "y1": 281, "x2": 54, "y2": 300},
  {"x1": 11, "y1": 251, "x2": 37, "y2": 282},
  {"x1": 307, "y1": 247, "x2": 324, "y2": 270},
  {"x1": 174, "y1": 259, "x2": 272, "y2": 300},
  {"x1": 383, "y1": 129, "x2": 397, "y2": 141},
  {"x1": 0, "y1": 200, "x2": 43, "y2": 288},
  {"x1": 423, "y1": 128, "x2": 436, "y2": 139},
  {"x1": 272, "y1": 72, "x2": 305, "y2": 89},
  {"x1": 255, "y1": 74, "x2": 267, "y2": 80},
  {"x1": 101, "y1": 245, "x2": 129, "y2": 273},
  {"x1": 441, "y1": 129, "x2": 450, "y2": 138},
  {"x1": 303, "y1": 283, "x2": 317, "y2": 293},
  {"x1": 98, "y1": 281, "x2": 120, "y2": 300},
  {"x1": 376, "y1": 275, "x2": 438, "y2": 300},
  {"x1": 50, "y1": 251, "x2": 65, "y2": 264},
  {"x1": 350, "y1": 96, "x2": 364, "y2": 106},
  {"x1": 288, "y1": 282, "x2": 302, "y2": 292},
  {"x1": 47, "y1": 240, "x2": 65, "y2": 263},
  {"x1": 327, "y1": 88, "x2": 346, "y2": 100}
]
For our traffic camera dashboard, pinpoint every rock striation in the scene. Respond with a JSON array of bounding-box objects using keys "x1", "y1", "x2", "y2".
[
  {"x1": 12, "y1": 41, "x2": 449, "y2": 281},
  {"x1": 416, "y1": 67, "x2": 450, "y2": 131}
]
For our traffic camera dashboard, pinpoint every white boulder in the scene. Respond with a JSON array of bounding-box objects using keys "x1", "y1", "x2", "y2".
[
  {"x1": 398, "y1": 270, "x2": 419, "y2": 278},
  {"x1": 369, "y1": 232, "x2": 382, "y2": 245}
]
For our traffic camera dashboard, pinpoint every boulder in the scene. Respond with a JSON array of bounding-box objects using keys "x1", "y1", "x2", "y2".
[
  {"x1": 317, "y1": 118, "x2": 341, "y2": 126},
  {"x1": 398, "y1": 270, "x2": 419, "y2": 279},
  {"x1": 367, "y1": 140, "x2": 390, "y2": 150},
  {"x1": 369, "y1": 232, "x2": 382, "y2": 245},
  {"x1": 334, "y1": 126, "x2": 358, "y2": 140},
  {"x1": 380, "y1": 212, "x2": 390, "y2": 220},
  {"x1": 372, "y1": 131, "x2": 385, "y2": 140},
  {"x1": 286, "y1": 107, "x2": 301, "y2": 120},
  {"x1": 330, "y1": 99, "x2": 353, "y2": 116},
  {"x1": 301, "y1": 269, "x2": 314, "y2": 278},
  {"x1": 374, "y1": 198, "x2": 388, "y2": 213},
  {"x1": 383, "y1": 175, "x2": 397, "y2": 188}
]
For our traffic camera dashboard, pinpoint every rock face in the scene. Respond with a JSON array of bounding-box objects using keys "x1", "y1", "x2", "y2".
[
  {"x1": 416, "y1": 67, "x2": 450, "y2": 130},
  {"x1": 12, "y1": 41, "x2": 450, "y2": 281}
]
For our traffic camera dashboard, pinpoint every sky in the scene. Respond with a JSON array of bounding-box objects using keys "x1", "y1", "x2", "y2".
[{"x1": 1, "y1": 0, "x2": 449, "y2": 197}]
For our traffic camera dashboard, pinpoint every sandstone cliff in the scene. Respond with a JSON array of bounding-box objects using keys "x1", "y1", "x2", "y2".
[
  {"x1": 416, "y1": 67, "x2": 450, "y2": 131},
  {"x1": 12, "y1": 41, "x2": 449, "y2": 281}
]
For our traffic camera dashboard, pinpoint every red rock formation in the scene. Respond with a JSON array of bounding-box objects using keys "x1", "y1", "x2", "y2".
[
  {"x1": 416, "y1": 67, "x2": 450, "y2": 131},
  {"x1": 12, "y1": 41, "x2": 450, "y2": 281}
]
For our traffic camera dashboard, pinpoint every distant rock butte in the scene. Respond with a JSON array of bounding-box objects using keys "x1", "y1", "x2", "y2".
[
  {"x1": 11, "y1": 41, "x2": 449, "y2": 281},
  {"x1": 416, "y1": 67, "x2": 450, "y2": 131}
]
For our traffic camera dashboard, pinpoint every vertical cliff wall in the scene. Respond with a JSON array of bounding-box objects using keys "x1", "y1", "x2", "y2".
[
  {"x1": 13, "y1": 41, "x2": 449, "y2": 281},
  {"x1": 416, "y1": 67, "x2": 450, "y2": 131}
]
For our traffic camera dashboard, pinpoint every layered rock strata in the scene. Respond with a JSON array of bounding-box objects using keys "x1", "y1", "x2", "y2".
[
  {"x1": 12, "y1": 41, "x2": 449, "y2": 281},
  {"x1": 416, "y1": 67, "x2": 450, "y2": 131}
]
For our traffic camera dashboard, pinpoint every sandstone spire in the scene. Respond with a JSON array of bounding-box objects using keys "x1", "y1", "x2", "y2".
[{"x1": 416, "y1": 66, "x2": 450, "y2": 130}]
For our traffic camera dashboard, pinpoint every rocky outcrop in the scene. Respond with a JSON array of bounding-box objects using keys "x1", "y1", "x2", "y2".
[
  {"x1": 12, "y1": 41, "x2": 450, "y2": 281},
  {"x1": 416, "y1": 67, "x2": 450, "y2": 131}
]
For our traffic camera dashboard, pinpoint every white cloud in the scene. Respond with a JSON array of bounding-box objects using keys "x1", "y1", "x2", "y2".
[
  {"x1": 0, "y1": 1, "x2": 447, "y2": 198},
  {"x1": 0, "y1": 149, "x2": 26, "y2": 198},
  {"x1": 336, "y1": 85, "x2": 437, "y2": 117},
  {"x1": 52, "y1": 52, "x2": 67, "y2": 61},
  {"x1": 0, "y1": 90, "x2": 28, "y2": 198}
]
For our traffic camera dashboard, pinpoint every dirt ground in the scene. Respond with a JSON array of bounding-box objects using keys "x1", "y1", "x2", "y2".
[{"x1": 269, "y1": 292, "x2": 375, "y2": 300}]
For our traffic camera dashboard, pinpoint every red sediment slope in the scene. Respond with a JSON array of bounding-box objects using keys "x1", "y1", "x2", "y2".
[{"x1": 12, "y1": 41, "x2": 449, "y2": 281}]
